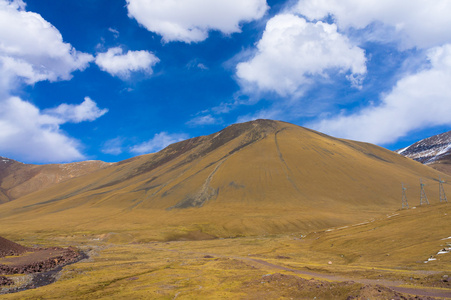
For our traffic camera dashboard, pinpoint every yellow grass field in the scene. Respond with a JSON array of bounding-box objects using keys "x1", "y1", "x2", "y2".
[{"x1": 0, "y1": 202, "x2": 450, "y2": 299}]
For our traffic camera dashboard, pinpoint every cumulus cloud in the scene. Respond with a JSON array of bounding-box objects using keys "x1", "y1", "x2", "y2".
[
  {"x1": 294, "y1": 0, "x2": 451, "y2": 49},
  {"x1": 95, "y1": 47, "x2": 160, "y2": 78},
  {"x1": 0, "y1": 1, "x2": 105, "y2": 163},
  {"x1": 236, "y1": 14, "x2": 366, "y2": 96},
  {"x1": 0, "y1": 97, "x2": 103, "y2": 163},
  {"x1": 44, "y1": 97, "x2": 108, "y2": 123},
  {"x1": 311, "y1": 44, "x2": 451, "y2": 144},
  {"x1": 126, "y1": 0, "x2": 268, "y2": 43},
  {"x1": 0, "y1": 0, "x2": 93, "y2": 89},
  {"x1": 130, "y1": 132, "x2": 189, "y2": 154}
]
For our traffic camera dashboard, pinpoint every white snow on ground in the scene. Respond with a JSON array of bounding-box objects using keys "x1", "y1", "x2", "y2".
[
  {"x1": 352, "y1": 221, "x2": 370, "y2": 227},
  {"x1": 399, "y1": 131, "x2": 451, "y2": 164},
  {"x1": 424, "y1": 238, "x2": 450, "y2": 263},
  {"x1": 396, "y1": 146, "x2": 409, "y2": 154},
  {"x1": 386, "y1": 213, "x2": 399, "y2": 218}
]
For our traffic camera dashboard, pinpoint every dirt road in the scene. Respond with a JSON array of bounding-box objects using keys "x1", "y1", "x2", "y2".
[{"x1": 148, "y1": 244, "x2": 451, "y2": 299}]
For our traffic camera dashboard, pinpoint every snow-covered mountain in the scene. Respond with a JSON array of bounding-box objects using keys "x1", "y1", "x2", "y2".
[
  {"x1": 397, "y1": 131, "x2": 451, "y2": 164},
  {"x1": 397, "y1": 131, "x2": 451, "y2": 175}
]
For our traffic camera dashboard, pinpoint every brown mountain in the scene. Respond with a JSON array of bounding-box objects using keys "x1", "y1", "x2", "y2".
[
  {"x1": 0, "y1": 156, "x2": 111, "y2": 203},
  {"x1": 0, "y1": 120, "x2": 448, "y2": 239}
]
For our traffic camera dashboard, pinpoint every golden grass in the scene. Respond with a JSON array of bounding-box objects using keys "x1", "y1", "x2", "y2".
[{"x1": 0, "y1": 202, "x2": 449, "y2": 299}]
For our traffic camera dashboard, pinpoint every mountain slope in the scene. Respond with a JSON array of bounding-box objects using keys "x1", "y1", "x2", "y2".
[
  {"x1": 0, "y1": 120, "x2": 448, "y2": 239},
  {"x1": 0, "y1": 156, "x2": 111, "y2": 203},
  {"x1": 397, "y1": 130, "x2": 451, "y2": 175}
]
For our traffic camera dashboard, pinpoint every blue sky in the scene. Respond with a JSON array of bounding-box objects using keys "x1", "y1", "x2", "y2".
[{"x1": 1, "y1": 0, "x2": 451, "y2": 163}]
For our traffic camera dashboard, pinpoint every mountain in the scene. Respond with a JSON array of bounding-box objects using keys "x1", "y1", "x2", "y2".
[
  {"x1": 0, "y1": 119, "x2": 448, "y2": 240},
  {"x1": 397, "y1": 130, "x2": 451, "y2": 175},
  {"x1": 0, "y1": 156, "x2": 111, "y2": 204}
]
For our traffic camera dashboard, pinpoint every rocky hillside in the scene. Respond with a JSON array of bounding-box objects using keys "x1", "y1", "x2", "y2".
[{"x1": 397, "y1": 130, "x2": 451, "y2": 175}]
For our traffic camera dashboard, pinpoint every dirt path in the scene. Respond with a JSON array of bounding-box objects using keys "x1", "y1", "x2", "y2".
[
  {"x1": 247, "y1": 258, "x2": 451, "y2": 299},
  {"x1": 148, "y1": 244, "x2": 451, "y2": 299},
  {"x1": 0, "y1": 249, "x2": 68, "y2": 266}
]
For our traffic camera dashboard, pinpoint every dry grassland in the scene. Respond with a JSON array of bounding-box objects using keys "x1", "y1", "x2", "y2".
[{"x1": 0, "y1": 203, "x2": 449, "y2": 299}]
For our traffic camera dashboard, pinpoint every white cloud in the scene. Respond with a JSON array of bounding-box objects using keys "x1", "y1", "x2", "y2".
[
  {"x1": 196, "y1": 63, "x2": 208, "y2": 70},
  {"x1": 126, "y1": 0, "x2": 268, "y2": 43},
  {"x1": 95, "y1": 47, "x2": 160, "y2": 78},
  {"x1": 108, "y1": 27, "x2": 120, "y2": 38},
  {"x1": 311, "y1": 44, "x2": 451, "y2": 144},
  {"x1": 102, "y1": 137, "x2": 125, "y2": 155},
  {"x1": 0, "y1": 0, "x2": 93, "y2": 88},
  {"x1": 236, "y1": 14, "x2": 366, "y2": 97},
  {"x1": 0, "y1": 97, "x2": 88, "y2": 163},
  {"x1": 294, "y1": 0, "x2": 451, "y2": 49},
  {"x1": 0, "y1": 1, "x2": 105, "y2": 163},
  {"x1": 187, "y1": 114, "x2": 221, "y2": 126},
  {"x1": 130, "y1": 132, "x2": 189, "y2": 154},
  {"x1": 44, "y1": 97, "x2": 108, "y2": 123},
  {"x1": 0, "y1": 96, "x2": 107, "y2": 163}
]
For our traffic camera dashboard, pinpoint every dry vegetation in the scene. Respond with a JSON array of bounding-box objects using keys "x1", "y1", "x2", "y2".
[
  {"x1": 0, "y1": 203, "x2": 449, "y2": 299},
  {"x1": 0, "y1": 120, "x2": 450, "y2": 298}
]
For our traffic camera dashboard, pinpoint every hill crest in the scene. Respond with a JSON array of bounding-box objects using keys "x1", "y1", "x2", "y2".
[{"x1": 0, "y1": 119, "x2": 448, "y2": 238}]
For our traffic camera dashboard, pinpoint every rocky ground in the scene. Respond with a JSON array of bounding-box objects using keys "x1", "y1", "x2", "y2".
[
  {"x1": 0, "y1": 236, "x2": 85, "y2": 294},
  {"x1": 0, "y1": 236, "x2": 29, "y2": 257}
]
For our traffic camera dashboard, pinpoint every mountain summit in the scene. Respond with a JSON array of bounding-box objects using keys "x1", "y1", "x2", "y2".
[{"x1": 0, "y1": 120, "x2": 447, "y2": 238}]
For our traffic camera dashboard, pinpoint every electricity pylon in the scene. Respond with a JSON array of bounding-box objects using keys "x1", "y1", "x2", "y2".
[
  {"x1": 420, "y1": 179, "x2": 429, "y2": 205},
  {"x1": 401, "y1": 183, "x2": 409, "y2": 209},
  {"x1": 439, "y1": 177, "x2": 448, "y2": 203}
]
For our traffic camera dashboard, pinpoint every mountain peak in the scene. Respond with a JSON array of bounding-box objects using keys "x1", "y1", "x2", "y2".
[
  {"x1": 0, "y1": 120, "x2": 447, "y2": 238},
  {"x1": 0, "y1": 156, "x2": 17, "y2": 165},
  {"x1": 398, "y1": 130, "x2": 451, "y2": 164}
]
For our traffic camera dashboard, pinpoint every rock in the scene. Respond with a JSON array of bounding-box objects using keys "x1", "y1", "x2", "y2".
[{"x1": 0, "y1": 276, "x2": 13, "y2": 286}]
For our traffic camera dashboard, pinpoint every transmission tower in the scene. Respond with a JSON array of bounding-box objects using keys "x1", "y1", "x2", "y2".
[
  {"x1": 401, "y1": 183, "x2": 409, "y2": 209},
  {"x1": 420, "y1": 179, "x2": 429, "y2": 205},
  {"x1": 439, "y1": 177, "x2": 448, "y2": 203}
]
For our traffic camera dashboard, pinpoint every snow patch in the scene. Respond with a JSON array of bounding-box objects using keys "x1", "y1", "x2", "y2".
[{"x1": 386, "y1": 213, "x2": 399, "y2": 218}]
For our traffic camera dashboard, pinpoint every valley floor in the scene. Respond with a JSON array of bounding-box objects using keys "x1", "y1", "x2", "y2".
[{"x1": 0, "y1": 203, "x2": 450, "y2": 299}]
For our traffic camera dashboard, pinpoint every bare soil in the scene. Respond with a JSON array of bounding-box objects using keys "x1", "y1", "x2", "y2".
[
  {"x1": 0, "y1": 236, "x2": 85, "y2": 292},
  {"x1": 0, "y1": 236, "x2": 29, "y2": 257},
  {"x1": 242, "y1": 273, "x2": 437, "y2": 300},
  {"x1": 0, "y1": 247, "x2": 80, "y2": 275}
]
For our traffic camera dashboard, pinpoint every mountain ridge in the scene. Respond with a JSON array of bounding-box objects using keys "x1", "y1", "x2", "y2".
[
  {"x1": 0, "y1": 156, "x2": 111, "y2": 203},
  {"x1": 397, "y1": 130, "x2": 451, "y2": 175},
  {"x1": 0, "y1": 119, "x2": 448, "y2": 239}
]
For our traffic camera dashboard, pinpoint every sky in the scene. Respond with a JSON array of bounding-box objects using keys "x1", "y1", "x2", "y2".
[{"x1": 1, "y1": 0, "x2": 451, "y2": 164}]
